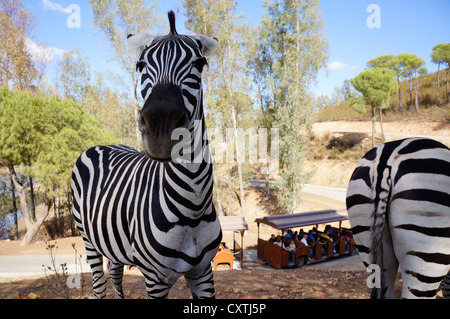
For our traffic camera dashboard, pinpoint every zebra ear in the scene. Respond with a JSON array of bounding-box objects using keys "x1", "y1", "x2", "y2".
[
  {"x1": 127, "y1": 33, "x2": 155, "y2": 56},
  {"x1": 194, "y1": 34, "x2": 218, "y2": 56}
]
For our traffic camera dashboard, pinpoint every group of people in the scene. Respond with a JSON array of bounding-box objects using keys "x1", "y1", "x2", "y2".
[{"x1": 268, "y1": 225, "x2": 352, "y2": 262}]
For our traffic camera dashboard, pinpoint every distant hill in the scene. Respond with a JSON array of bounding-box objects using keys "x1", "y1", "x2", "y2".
[{"x1": 316, "y1": 69, "x2": 449, "y2": 122}]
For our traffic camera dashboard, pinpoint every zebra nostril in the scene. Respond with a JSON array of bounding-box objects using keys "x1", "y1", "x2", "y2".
[{"x1": 139, "y1": 115, "x2": 147, "y2": 132}]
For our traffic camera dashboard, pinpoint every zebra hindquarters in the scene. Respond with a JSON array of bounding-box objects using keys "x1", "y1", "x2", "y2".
[
  {"x1": 389, "y1": 187, "x2": 450, "y2": 299},
  {"x1": 346, "y1": 159, "x2": 399, "y2": 299}
]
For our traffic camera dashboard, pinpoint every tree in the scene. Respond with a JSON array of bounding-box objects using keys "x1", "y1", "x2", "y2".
[
  {"x1": 184, "y1": 0, "x2": 254, "y2": 218},
  {"x1": 431, "y1": 43, "x2": 450, "y2": 103},
  {"x1": 351, "y1": 68, "x2": 398, "y2": 146},
  {"x1": 88, "y1": 0, "x2": 163, "y2": 148},
  {"x1": 54, "y1": 49, "x2": 91, "y2": 102},
  {"x1": 367, "y1": 54, "x2": 408, "y2": 112},
  {"x1": 396, "y1": 53, "x2": 425, "y2": 112},
  {"x1": 0, "y1": 0, "x2": 40, "y2": 89},
  {"x1": 0, "y1": 87, "x2": 117, "y2": 245},
  {"x1": 260, "y1": 0, "x2": 328, "y2": 213}
]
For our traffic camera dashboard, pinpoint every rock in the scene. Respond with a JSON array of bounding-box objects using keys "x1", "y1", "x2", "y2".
[
  {"x1": 27, "y1": 292, "x2": 38, "y2": 299},
  {"x1": 232, "y1": 288, "x2": 241, "y2": 294}
]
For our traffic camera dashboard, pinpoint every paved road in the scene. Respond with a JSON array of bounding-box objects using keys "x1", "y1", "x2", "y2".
[
  {"x1": 0, "y1": 254, "x2": 90, "y2": 279},
  {"x1": 302, "y1": 184, "x2": 347, "y2": 203},
  {"x1": 249, "y1": 180, "x2": 347, "y2": 204}
]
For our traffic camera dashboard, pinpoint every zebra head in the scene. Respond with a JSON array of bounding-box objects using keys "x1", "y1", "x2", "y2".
[{"x1": 127, "y1": 11, "x2": 218, "y2": 162}]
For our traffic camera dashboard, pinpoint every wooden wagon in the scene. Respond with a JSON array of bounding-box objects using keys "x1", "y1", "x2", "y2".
[{"x1": 255, "y1": 208, "x2": 356, "y2": 269}]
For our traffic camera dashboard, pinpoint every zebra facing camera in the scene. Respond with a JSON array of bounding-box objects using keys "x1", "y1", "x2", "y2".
[{"x1": 127, "y1": 12, "x2": 217, "y2": 163}]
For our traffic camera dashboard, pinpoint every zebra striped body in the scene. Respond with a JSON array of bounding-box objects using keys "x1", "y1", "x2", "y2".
[
  {"x1": 346, "y1": 137, "x2": 450, "y2": 298},
  {"x1": 71, "y1": 12, "x2": 222, "y2": 299}
]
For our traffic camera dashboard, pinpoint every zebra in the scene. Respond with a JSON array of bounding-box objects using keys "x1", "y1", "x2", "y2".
[
  {"x1": 71, "y1": 11, "x2": 222, "y2": 299},
  {"x1": 346, "y1": 137, "x2": 450, "y2": 298}
]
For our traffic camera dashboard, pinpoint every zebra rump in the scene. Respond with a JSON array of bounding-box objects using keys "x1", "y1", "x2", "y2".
[{"x1": 346, "y1": 137, "x2": 450, "y2": 299}]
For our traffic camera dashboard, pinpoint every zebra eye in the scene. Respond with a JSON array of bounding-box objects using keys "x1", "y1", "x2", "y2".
[{"x1": 136, "y1": 60, "x2": 146, "y2": 72}]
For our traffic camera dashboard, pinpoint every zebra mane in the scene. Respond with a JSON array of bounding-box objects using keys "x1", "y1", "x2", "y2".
[{"x1": 168, "y1": 10, "x2": 177, "y2": 35}]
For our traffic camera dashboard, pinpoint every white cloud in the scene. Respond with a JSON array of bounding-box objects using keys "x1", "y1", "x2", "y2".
[
  {"x1": 25, "y1": 37, "x2": 65, "y2": 63},
  {"x1": 326, "y1": 61, "x2": 348, "y2": 71},
  {"x1": 42, "y1": 0, "x2": 71, "y2": 14}
]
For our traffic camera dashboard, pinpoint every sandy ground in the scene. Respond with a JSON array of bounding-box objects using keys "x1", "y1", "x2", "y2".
[{"x1": 0, "y1": 235, "x2": 383, "y2": 299}]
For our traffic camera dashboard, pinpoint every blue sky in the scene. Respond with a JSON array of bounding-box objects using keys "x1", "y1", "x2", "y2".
[{"x1": 24, "y1": 0, "x2": 450, "y2": 98}]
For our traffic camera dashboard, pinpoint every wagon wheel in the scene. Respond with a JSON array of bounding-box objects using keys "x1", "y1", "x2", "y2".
[{"x1": 296, "y1": 256, "x2": 307, "y2": 268}]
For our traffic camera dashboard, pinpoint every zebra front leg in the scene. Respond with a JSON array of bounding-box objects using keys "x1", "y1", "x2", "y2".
[
  {"x1": 85, "y1": 246, "x2": 108, "y2": 299},
  {"x1": 107, "y1": 260, "x2": 125, "y2": 299},
  {"x1": 139, "y1": 267, "x2": 174, "y2": 299},
  {"x1": 185, "y1": 265, "x2": 216, "y2": 299}
]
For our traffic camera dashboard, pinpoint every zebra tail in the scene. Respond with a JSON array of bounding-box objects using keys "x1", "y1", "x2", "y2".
[{"x1": 370, "y1": 171, "x2": 392, "y2": 299}]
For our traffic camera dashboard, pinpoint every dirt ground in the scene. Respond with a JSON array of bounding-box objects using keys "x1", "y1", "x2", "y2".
[
  {"x1": 0, "y1": 236, "x2": 390, "y2": 299},
  {"x1": 0, "y1": 266, "x2": 386, "y2": 299},
  {"x1": 0, "y1": 209, "x2": 394, "y2": 300}
]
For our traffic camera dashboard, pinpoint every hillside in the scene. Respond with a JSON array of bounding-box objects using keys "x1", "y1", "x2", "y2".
[
  {"x1": 316, "y1": 69, "x2": 449, "y2": 122},
  {"x1": 305, "y1": 119, "x2": 450, "y2": 188}
]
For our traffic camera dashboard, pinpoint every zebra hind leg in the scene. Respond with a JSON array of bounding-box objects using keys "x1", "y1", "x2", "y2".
[
  {"x1": 85, "y1": 246, "x2": 108, "y2": 299},
  {"x1": 185, "y1": 265, "x2": 216, "y2": 299},
  {"x1": 107, "y1": 260, "x2": 125, "y2": 299},
  {"x1": 442, "y1": 271, "x2": 450, "y2": 298}
]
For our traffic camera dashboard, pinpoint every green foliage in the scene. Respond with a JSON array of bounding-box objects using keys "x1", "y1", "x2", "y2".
[
  {"x1": 432, "y1": 43, "x2": 450, "y2": 67},
  {"x1": 0, "y1": 87, "x2": 118, "y2": 198},
  {"x1": 351, "y1": 68, "x2": 399, "y2": 112},
  {"x1": 260, "y1": 0, "x2": 328, "y2": 213}
]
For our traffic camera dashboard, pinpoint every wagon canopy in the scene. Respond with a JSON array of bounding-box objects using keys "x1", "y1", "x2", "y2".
[
  {"x1": 255, "y1": 208, "x2": 348, "y2": 231},
  {"x1": 219, "y1": 216, "x2": 248, "y2": 235}
]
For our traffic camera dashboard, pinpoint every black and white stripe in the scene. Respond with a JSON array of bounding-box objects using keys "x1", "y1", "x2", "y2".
[
  {"x1": 346, "y1": 137, "x2": 450, "y2": 299},
  {"x1": 71, "y1": 12, "x2": 222, "y2": 299}
]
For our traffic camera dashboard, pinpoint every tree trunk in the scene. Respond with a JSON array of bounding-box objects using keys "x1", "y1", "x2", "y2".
[
  {"x1": 414, "y1": 76, "x2": 419, "y2": 112},
  {"x1": 371, "y1": 104, "x2": 376, "y2": 147},
  {"x1": 227, "y1": 41, "x2": 246, "y2": 218},
  {"x1": 379, "y1": 108, "x2": 385, "y2": 142},
  {"x1": 291, "y1": 148, "x2": 297, "y2": 214},
  {"x1": 446, "y1": 68, "x2": 449, "y2": 104},
  {"x1": 409, "y1": 77, "x2": 413, "y2": 110},
  {"x1": 8, "y1": 164, "x2": 51, "y2": 246},
  {"x1": 9, "y1": 175, "x2": 18, "y2": 240},
  {"x1": 29, "y1": 174, "x2": 36, "y2": 222},
  {"x1": 397, "y1": 77, "x2": 402, "y2": 112},
  {"x1": 265, "y1": 158, "x2": 270, "y2": 196},
  {"x1": 213, "y1": 172, "x2": 224, "y2": 216},
  {"x1": 227, "y1": 165, "x2": 233, "y2": 215},
  {"x1": 231, "y1": 105, "x2": 247, "y2": 218},
  {"x1": 437, "y1": 62, "x2": 440, "y2": 88}
]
